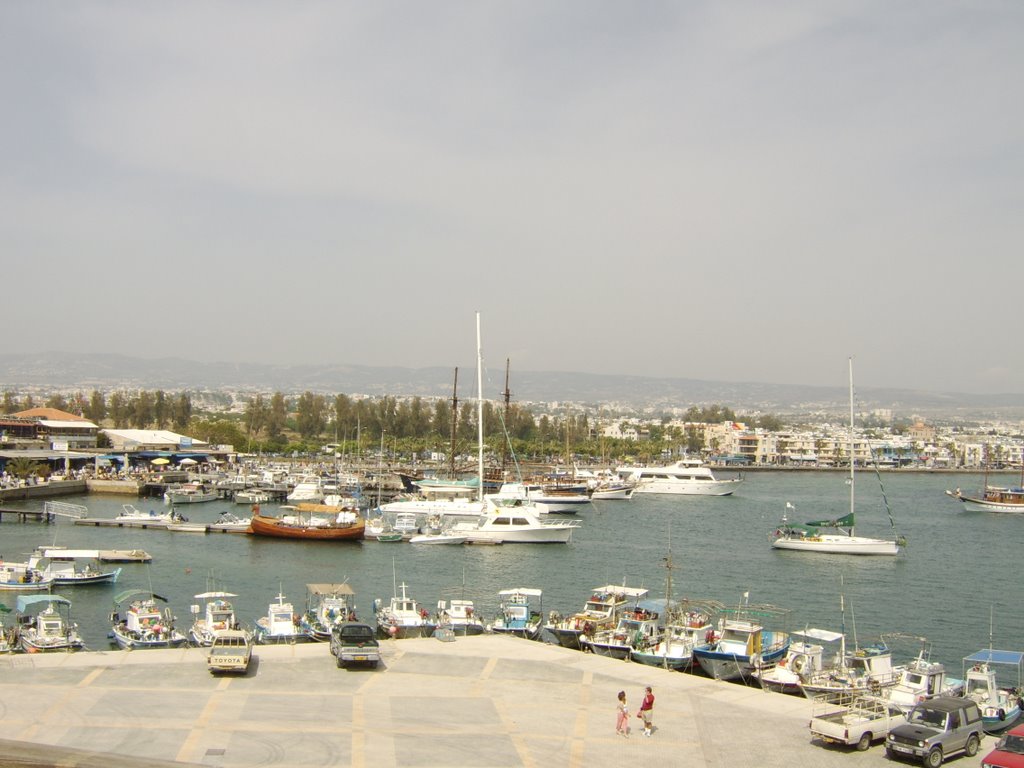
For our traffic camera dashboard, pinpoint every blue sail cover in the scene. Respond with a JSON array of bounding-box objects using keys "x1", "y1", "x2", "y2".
[{"x1": 964, "y1": 649, "x2": 1024, "y2": 666}]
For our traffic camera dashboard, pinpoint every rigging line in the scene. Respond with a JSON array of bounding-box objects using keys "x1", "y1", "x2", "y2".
[
  {"x1": 869, "y1": 446, "x2": 897, "y2": 531},
  {"x1": 493, "y1": 404, "x2": 524, "y2": 482}
]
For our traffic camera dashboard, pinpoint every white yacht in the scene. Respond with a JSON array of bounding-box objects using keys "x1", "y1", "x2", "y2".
[
  {"x1": 617, "y1": 459, "x2": 742, "y2": 496},
  {"x1": 450, "y1": 497, "x2": 579, "y2": 544}
]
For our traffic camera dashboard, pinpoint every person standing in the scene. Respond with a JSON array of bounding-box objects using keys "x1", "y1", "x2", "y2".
[
  {"x1": 615, "y1": 690, "x2": 629, "y2": 737},
  {"x1": 638, "y1": 685, "x2": 655, "y2": 736}
]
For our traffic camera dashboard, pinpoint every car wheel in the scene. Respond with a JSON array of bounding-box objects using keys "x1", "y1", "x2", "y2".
[
  {"x1": 923, "y1": 746, "x2": 943, "y2": 768},
  {"x1": 856, "y1": 732, "x2": 872, "y2": 751},
  {"x1": 371, "y1": 660, "x2": 379, "y2": 669},
  {"x1": 885, "y1": 746, "x2": 895, "y2": 760},
  {"x1": 336, "y1": 655, "x2": 344, "y2": 668},
  {"x1": 964, "y1": 734, "x2": 980, "y2": 757}
]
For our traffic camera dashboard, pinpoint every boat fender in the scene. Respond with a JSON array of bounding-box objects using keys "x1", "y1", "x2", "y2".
[{"x1": 998, "y1": 709, "x2": 1006, "y2": 721}]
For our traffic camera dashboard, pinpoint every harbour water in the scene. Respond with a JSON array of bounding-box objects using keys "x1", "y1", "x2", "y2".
[{"x1": 2, "y1": 470, "x2": 1019, "y2": 676}]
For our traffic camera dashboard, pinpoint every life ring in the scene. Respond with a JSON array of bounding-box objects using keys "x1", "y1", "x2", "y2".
[{"x1": 791, "y1": 655, "x2": 806, "y2": 673}]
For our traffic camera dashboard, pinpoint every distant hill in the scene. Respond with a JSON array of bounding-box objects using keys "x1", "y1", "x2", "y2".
[{"x1": 0, "y1": 352, "x2": 1020, "y2": 420}]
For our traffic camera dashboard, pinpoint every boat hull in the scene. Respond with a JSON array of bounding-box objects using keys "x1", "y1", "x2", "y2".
[
  {"x1": 771, "y1": 535, "x2": 899, "y2": 556},
  {"x1": 248, "y1": 513, "x2": 365, "y2": 541},
  {"x1": 633, "y1": 479, "x2": 741, "y2": 496}
]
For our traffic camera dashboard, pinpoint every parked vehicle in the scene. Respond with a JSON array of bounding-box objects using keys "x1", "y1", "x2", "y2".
[
  {"x1": 886, "y1": 696, "x2": 984, "y2": 767},
  {"x1": 809, "y1": 691, "x2": 907, "y2": 751},
  {"x1": 981, "y1": 722, "x2": 1024, "y2": 767},
  {"x1": 330, "y1": 622, "x2": 380, "y2": 669},
  {"x1": 207, "y1": 629, "x2": 252, "y2": 674}
]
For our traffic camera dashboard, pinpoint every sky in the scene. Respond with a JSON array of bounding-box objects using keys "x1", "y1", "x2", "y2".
[{"x1": 2, "y1": 2, "x2": 1022, "y2": 395}]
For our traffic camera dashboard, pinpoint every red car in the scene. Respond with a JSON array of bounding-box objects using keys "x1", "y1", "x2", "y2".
[{"x1": 983, "y1": 724, "x2": 1024, "y2": 768}]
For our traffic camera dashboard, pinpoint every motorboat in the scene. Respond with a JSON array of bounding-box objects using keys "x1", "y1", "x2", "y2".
[
  {"x1": 489, "y1": 588, "x2": 543, "y2": 639},
  {"x1": 189, "y1": 591, "x2": 239, "y2": 646},
  {"x1": 286, "y1": 476, "x2": 324, "y2": 504},
  {"x1": 255, "y1": 591, "x2": 309, "y2": 645},
  {"x1": 883, "y1": 644, "x2": 964, "y2": 712},
  {"x1": 545, "y1": 585, "x2": 649, "y2": 650},
  {"x1": 300, "y1": 583, "x2": 357, "y2": 641},
  {"x1": 617, "y1": 458, "x2": 742, "y2": 496},
  {"x1": 16, "y1": 594, "x2": 84, "y2": 652},
  {"x1": 110, "y1": 590, "x2": 188, "y2": 649},
  {"x1": 374, "y1": 582, "x2": 436, "y2": 639},
  {"x1": 449, "y1": 496, "x2": 579, "y2": 544},
  {"x1": 115, "y1": 504, "x2": 187, "y2": 526},
  {"x1": 164, "y1": 482, "x2": 218, "y2": 504},
  {"x1": 210, "y1": 511, "x2": 252, "y2": 532},
  {"x1": 409, "y1": 532, "x2": 467, "y2": 545},
  {"x1": 799, "y1": 640, "x2": 902, "y2": 699}
]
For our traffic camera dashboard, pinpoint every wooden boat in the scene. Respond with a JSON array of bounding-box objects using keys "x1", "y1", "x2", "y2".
[
  {"x1": 16, "y1": 595, "x2": 84, "y2": 652},
  {"x1": 489, "y1": 588, "x2": 543, "y2": 639},
  {"x1": 300, "y1": 583, "x2": 357, "y2": 641},
  {"x1": 247, "y1": 506, "x2": 365, "y2": 541}
]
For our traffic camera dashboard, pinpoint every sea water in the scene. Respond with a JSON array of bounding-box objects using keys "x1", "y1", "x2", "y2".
[{"x1": 1, "y1": 471, "x2": 1019, "y2": 677}]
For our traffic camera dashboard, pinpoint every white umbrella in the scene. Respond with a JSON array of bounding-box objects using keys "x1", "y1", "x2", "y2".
[{"x1": 179, "y1": 458, "x2": 199, "y2": 466}]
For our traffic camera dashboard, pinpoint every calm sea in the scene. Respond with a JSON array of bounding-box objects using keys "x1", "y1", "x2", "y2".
[{"x1": 2, "y1": 471, "x2": 1019, "y2": 674}]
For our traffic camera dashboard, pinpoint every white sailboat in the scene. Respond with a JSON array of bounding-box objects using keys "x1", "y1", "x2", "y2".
[{"x1": 771, "y1": 358, "x2": 904, "y2": 556}]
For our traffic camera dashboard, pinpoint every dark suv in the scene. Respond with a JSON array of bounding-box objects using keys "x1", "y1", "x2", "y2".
[
  {"x1": 330, "y1": 622, "x2": 381, "y2": 669},
  {"x1": 886, "y1": 696, "x2": 984, "y2": 767}
]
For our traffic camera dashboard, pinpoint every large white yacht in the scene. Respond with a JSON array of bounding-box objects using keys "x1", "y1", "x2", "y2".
[{"x1": 617, "y1": 459, "x2": 742, "y2": 496}]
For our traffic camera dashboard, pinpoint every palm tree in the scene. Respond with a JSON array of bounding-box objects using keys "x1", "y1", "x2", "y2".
[{"x1": 5, "y1": 456, "x2": 50, "y2": 481}]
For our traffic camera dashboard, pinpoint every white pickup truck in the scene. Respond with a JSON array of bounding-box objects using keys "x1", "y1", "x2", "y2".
[
  {"x1": 809, "y1": 692, "x2": 907, "y2": 751},
  {"x1": 207, "y1": 630, "x2": 252, "y2": 674}
]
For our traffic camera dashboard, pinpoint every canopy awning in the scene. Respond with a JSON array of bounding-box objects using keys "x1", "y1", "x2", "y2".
[
  {"x1": 964, "y1": 649, "x2": 1024, "y2": 666},
  {"x1": 498, "y1": 588, "x2": 542, "y2": 597},
  {"x1": 16, "y1": 594, "x2": 71, "y2": 612}
]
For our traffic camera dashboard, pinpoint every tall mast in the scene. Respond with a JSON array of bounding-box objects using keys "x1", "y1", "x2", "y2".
[
  {"x1": 849, "y1": 357, "x2": 855, "y2": 535},
  {"x1": 501, "y1": 359, "x2": 511, "y2": 475},
  {"x1": 476, "y1": 312, "x2": 484, "y2": 503},
  {"x1": 449, "y1": 368, "x2": 459, "y2": 480}
]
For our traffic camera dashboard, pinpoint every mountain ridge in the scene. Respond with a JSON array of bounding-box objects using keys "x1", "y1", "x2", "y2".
[{"x1": 0, "y1": 352, "x2": 1020, "y2": 418}]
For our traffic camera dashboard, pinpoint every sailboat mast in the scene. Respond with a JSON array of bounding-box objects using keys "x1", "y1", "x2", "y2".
[
  {"x1": 449, "y1": 368, "x2": 459, "y2": 481},
  {"x1": 849, "y1": 357, "x2": 856, "y2": 535},
  {"x1": 501, "y1": 359, "x2": 511, "y2": 475},
  {"x1": 476, "y1": 312, "x2": 484, "y2": 504}
]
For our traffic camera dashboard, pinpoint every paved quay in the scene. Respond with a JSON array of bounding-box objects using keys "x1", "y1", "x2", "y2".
[{"x1": 0, "y1": 636, "x2": 994, "y2": 767}]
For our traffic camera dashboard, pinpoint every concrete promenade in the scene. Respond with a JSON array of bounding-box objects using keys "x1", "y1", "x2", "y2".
[{"x1": 0, "y1": 636, "x2": 992, "y2": 767}]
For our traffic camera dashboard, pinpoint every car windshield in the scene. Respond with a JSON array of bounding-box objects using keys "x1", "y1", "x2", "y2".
[
  {"x1": 909, "y1": 708, "x2": 947, "y2": 728},
  {"x1": 1000, "y1": 734, "x2": 1024, "y2": 754}
]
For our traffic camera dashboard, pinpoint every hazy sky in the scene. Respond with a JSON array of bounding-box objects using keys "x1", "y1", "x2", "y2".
[{"x1": 2, "y1": 2, "x2": 1021, "y2": 394}]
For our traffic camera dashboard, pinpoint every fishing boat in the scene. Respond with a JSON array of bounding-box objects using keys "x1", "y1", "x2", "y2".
[
  {"x1": 489, "y1": 588, "x2": 544, "y2": 639},
  {"x1": 248, "y1": 505, "x2": 365, "y2": 541},
  {"x1": 963, "y1": 650, "x2": 1024, "y2": 732},
  {"x1": 692, "y1": 595, "x2": 790, "y2": 682},
  {"x1": 0, "y1": 560, "x2": 53, "y2": 592},
  {"x1": 545, "y1": 585, "x2": 649, "y2": 650},
  {"x1": 254, "y1": 591, "x2": 309, "y2": 644},
  {"x1": 883, "y1": 641, "x2": 965, "y2": 712},
  {"x1": 771, "y1": 359, "x2": 904, "y2": 556},
  {"x1": 799, "y1": 640, "x2": 902, "y2": 699},
  {"x1": 630, "y1": 603, "x2": 718, "y2": 671},
  {"x1": 16, "y1": 594, "x2": 84, "y2": 652},
  {"x1": 374, "y1": 582, "x2": 436, "y2": 639},
  {"x1": 587, "y1": 603, "x2": 662, "y2": 660},
  {"x1": 435, "y1": 598, "x2": 485, "y2": 635},
  {"x1": 300, "y1": 583, "x2": 357, "y2": 641},
  {"x1": 32, "y1": 548, "x2": 122, "y2": 585},
  {"x1": 189, "y1": 591, "x2": 240, "y2": 646},
  {"x1": 109, "y1": 590, "x2": 188, "y2": 649},
  {"x1": 752, "y1": 628, "x2": 846, "y2": 694}
]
